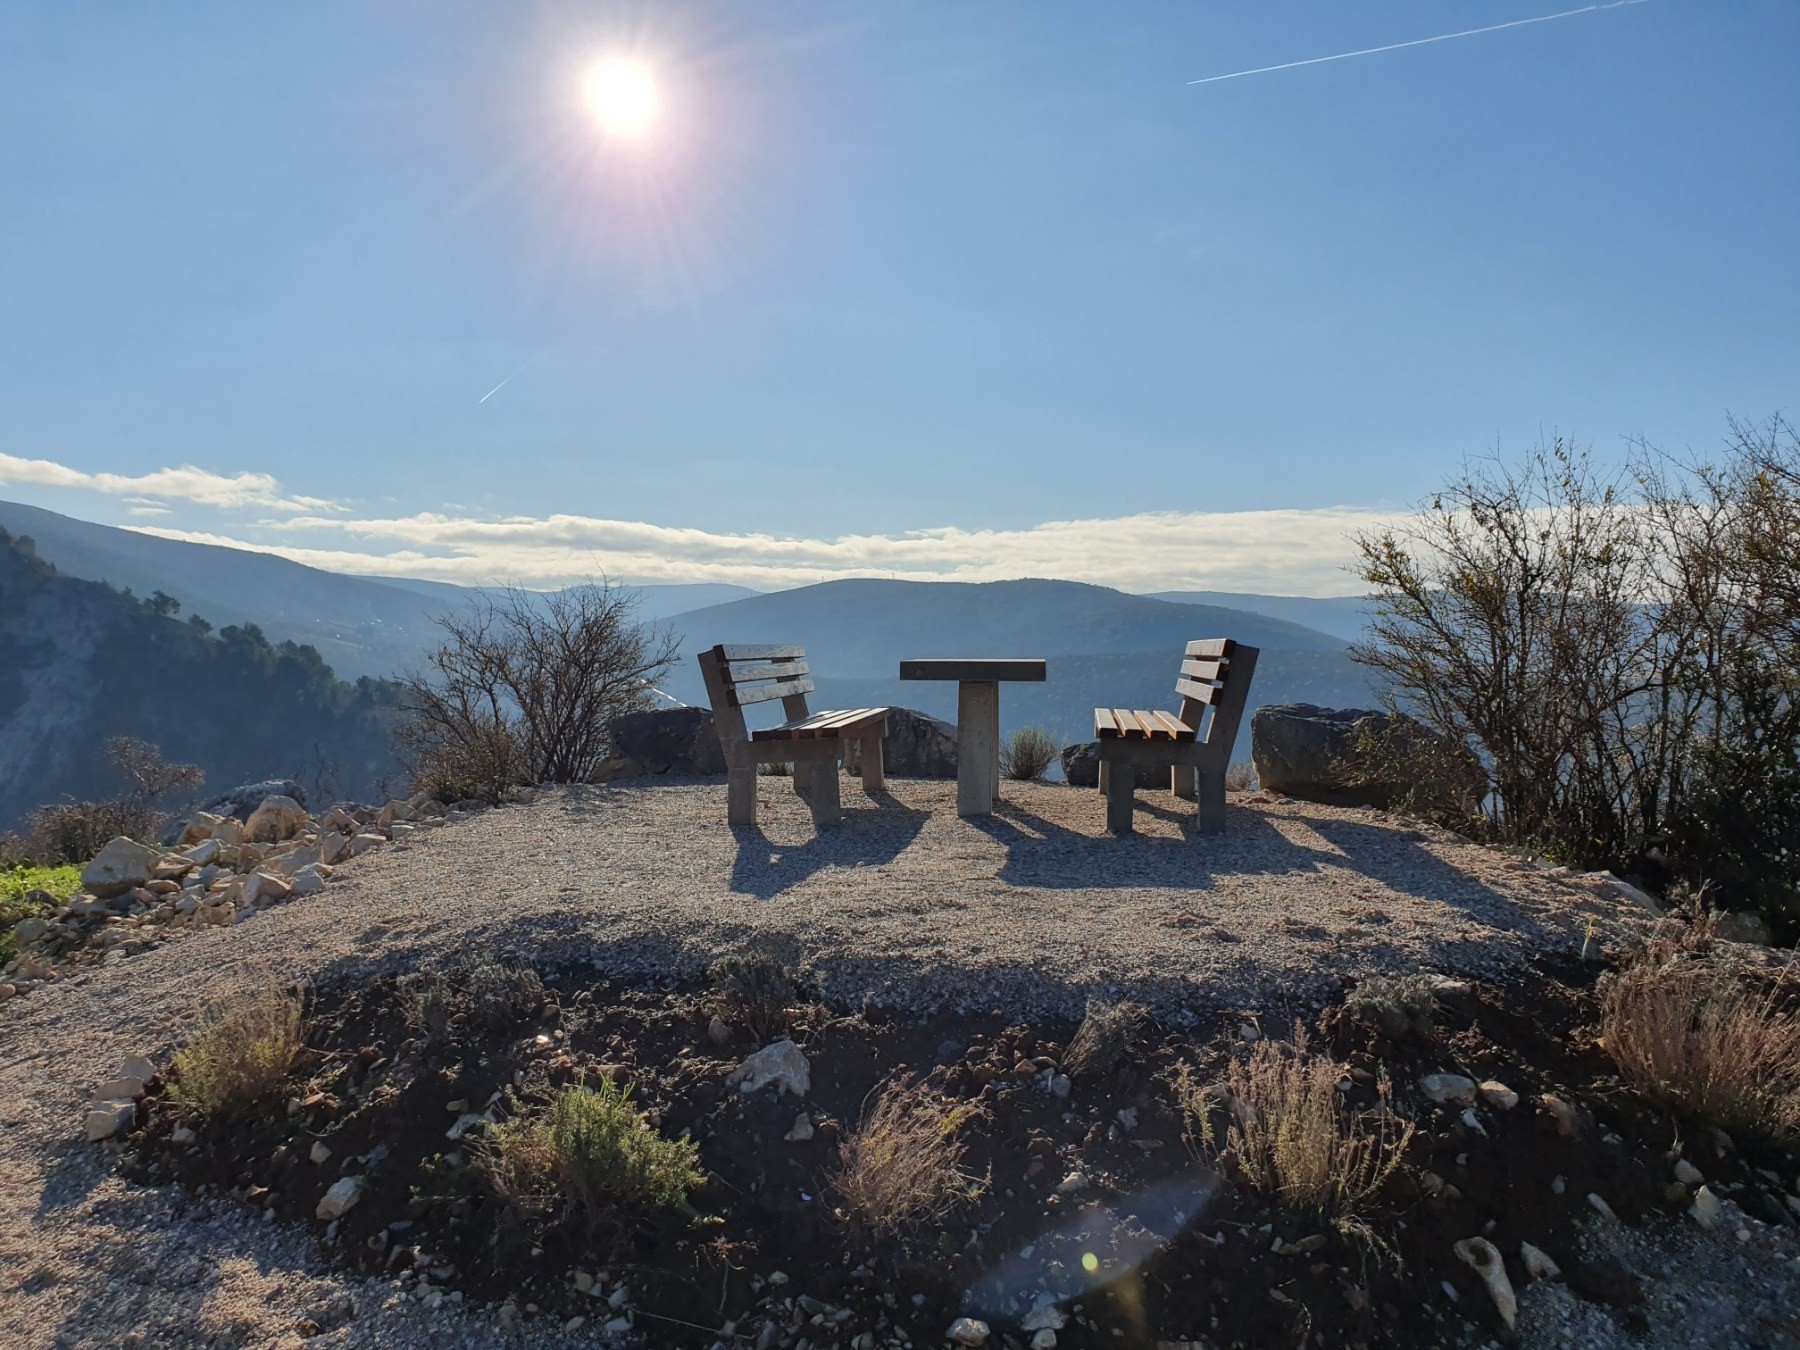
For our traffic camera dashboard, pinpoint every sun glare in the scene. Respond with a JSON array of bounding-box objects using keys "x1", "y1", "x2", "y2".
[{"x1": 584, "y1": 57, "x2": 661, "y2": 139}]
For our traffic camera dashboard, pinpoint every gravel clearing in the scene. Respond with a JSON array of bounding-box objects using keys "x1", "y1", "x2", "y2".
[{"x1": 0, "y1": 778, "x2": 1659, "y2": 1347}]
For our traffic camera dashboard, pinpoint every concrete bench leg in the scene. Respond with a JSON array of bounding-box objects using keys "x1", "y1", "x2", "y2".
[
  {"x1": 792, "y1": 760, "x2": 812, "y2": 797},
  {"x1": 727, "y1": 765, "x2": 757, "y2": 826},
  {"x1": 809, "y1": 758, "x2": 842, "y2": 825},
  {"x1": 1195, "y1": 775, "x2": 1226, "y2": 833},
  {"x1": 1097, "y1": 761, "x2": 1111, "y2": 796},
  {"x1": 860, "y1": 731, "x2": 885, "y2": 792},
  {"x1": 1172, "y1": 765, "x2": 1197, "y2": 800},
  {"x1": 1104, "y1": 760, "x2": 1134, "y2": 833}
]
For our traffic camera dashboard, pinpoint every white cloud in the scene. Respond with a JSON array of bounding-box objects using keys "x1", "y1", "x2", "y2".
[
  {"x1": 135, "y1": 504, "x2": 1394, "y2": 594},
  {"x1": 0, "y1": 453, "x2": 342, "y2": 514},
  {"x1": 4, "y1": 450, "x2": 1397, "y2": 594}
]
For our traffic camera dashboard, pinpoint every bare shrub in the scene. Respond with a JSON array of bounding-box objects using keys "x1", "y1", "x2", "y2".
[
  {"x1": 168, "y1": 985, "x2": 307, "y2": 1117},
  {"x1": 400, "y1": 582, "x2": 677, "y2": 800},
  {"x1": 758, "y1": 761, "x2": 794, "y2": 777},
  {"x1": 104, "y1": 737, "x2": 204, "y2": 806},
  {"x1": 832, "y1": 1075, "x2": 979, "y2": 1235},
  {"x1": 1000, "y1": 726, "x2": 1061, "y2": 782},
  {"x1": 1600, "y1": 945, "x2": 1800, "y2": 1138},
  {"x1": 484, "y1": 1080, "x2": 703, "y2": 1220},
  {"x1": 1064, "y1": 999, "x2": 1146, "y2": 1078},
  {"x1": 25, "y1": 799, "x2": 160, "y2": 864},
  {"x1": 1180, "y1": 1027, "x2": 1413, "y2": 1225},
  {"x1": 1344, "y1": 974, "x2": 1437, "y2": 1041},
  {"x1": 1224, "y1": 760, "x2": 1257, "y2": 793},
  {"x1": 709, "y1": 951, "x2": 795, "y2": 1040}
]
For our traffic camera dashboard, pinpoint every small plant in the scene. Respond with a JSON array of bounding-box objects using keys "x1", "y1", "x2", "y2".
[
  {"x1": 758, "y1": 761, "x2": 794, "y2": 777},
  {"x1": 999, "y1": 727, "x2": 1061, "y2": 782},
  {"x1": 401, "y1": 956, "x2": 545, "y2": 1043},
  {"x1": 484, "y1": 1080, "x2": 704, "y2": 1221},
  {"x1": 1224, "y1": 761, "x2": 1257, "y2": 793},
  {"x1": 1344, "y1": 974, "x2": 1437, "y2": 1041},
  {"x1": 832, "y1": 1075, "x2": 979, "y2": 1235},
  {"x1": 167, "y1": 985, "x2": 307, "y2": 1116},
  {"x1": 1600, "y1": 942, "x2": 1800, "y2": 1137},
  {"x1": 24, "y1": 799, "x2": 160, "y2": 865},
  {"x1": 709, "y1": 950, "x2": 796, "y2": 1039},
  {"x1": 0, "y1": 862, "x2": 81, "y2": 964},
  {"x1": 1180, "y1": 1026, "x2": 1413, "y2": 1227},
  {"x1": 1064, "y1": 999, "x2": 1146, "y2": 1078}
]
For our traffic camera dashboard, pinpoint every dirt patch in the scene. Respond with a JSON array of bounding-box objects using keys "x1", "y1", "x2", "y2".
[{"x1": 120, "y1": 953, "x2": 1800, "y2": 1347}]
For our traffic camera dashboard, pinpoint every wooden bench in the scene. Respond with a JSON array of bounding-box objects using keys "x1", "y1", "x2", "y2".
[
  {"x1": 697, "y1": 644, "x2": 891, "y2": 828},
  {"x1": 1093, "y1": 638, "x2": 1259, "y2": 834}
]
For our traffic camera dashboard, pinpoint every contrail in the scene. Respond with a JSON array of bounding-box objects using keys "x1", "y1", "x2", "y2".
[
  {"x1": 1187, "y1": 0, "x2": 1649, "y2": 87},
  {"x1": 478, "y1": 356, "x2": 539, "y2": 405}
]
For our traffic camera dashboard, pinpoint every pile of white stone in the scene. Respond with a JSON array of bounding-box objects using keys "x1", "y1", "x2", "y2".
[{"x1": 3, "y1": 791, "x2": 451, "y2": 998}]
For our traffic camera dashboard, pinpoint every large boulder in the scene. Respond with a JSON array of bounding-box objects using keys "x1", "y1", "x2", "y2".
[
  {"x1": 1250, "y1": 704, "x2": 1485, "y2": 814},
  {"x1": 843, "y1": 708, "x2": 957, "y2": 779},
  {"x1": 608, "y1": 707, "x2": 728, "y2": 777},
  {"x1": 244, "y1": 795, "x2": 307, "y2": 843},
  {"x1": 1058, "y1": 742, "x2": 1171, "y2": 790},
  {"x1": 195, "y1": 779, "x2": 307, "y2": 823},
  {"x1": 81, "y1": 836, "x2": 159, "y2": 899}
]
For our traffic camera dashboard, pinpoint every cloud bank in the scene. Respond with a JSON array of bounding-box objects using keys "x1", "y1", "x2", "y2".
[{"x1": 1, "y1": 453, "x2": 1395, "y2": 595}]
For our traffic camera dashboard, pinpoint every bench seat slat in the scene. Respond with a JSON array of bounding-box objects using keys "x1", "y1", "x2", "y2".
[
  {"x1": 1151, "y1": 710, "x2": 1197, "y2": 741},
  {"x1": 1132, "y1": 709, "x2": 1166, "y2": 740},
  {"x1": 729, "y1": 676, "x2": 816, "y2": 707},
  {"x1": 1094, "y1": 707, "x2": 1120, "y2": 738},
  {"x1": 752, "y1": 707, "x2": 889, "y2": 742},
  {"x1": 1174, "y1": 677, "x2": 1222, "y2": 705},
  {"x1": 1114, "y1": 709, "x2": 1147, "y2": 738}
]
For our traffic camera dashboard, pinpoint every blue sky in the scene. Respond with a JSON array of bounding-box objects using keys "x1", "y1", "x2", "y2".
[{"x1": 1, "y1": 1, "x2": 1794, "y2": 593}]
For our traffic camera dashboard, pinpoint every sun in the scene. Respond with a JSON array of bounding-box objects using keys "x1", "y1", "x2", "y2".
[{"x1": 583, "y1": 57, "x2": 661, "y2": 139}]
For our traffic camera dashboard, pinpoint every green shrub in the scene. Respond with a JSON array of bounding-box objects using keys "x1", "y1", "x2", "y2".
[
  {"x1": 1000, "y1": 726, "x2": 1061, "y2": 782},
  {"x1": 0, "y1": 863, "x2": 81, "y2": 964},
  {"x1": 1344, "y1": 974, "x2": 1438, "y2": 1041},
  {"x1": 485, "y1": 1081, "x2": 703, "y2": 1219},
  {"x1": 1064, "y1": 999, "x2": 1146, "y2": 1077},
  {"x1": 167, "y1": 986, "x2": 307, "y2": 1116},
  {"x1": 401, "y1": 956, "x2": 546, "y2": 1043},
  {"x1": 709, "y1": 951, "x2": 796, "y2": 1039}
]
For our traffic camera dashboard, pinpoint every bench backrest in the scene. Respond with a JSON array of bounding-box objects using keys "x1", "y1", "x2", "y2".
[
  {"x1": 1175, "y1": 638, "x2": 1260, "y2": 757},
  {"x1": 696, "y1": 644, "x2": 814, "y2": 749}
]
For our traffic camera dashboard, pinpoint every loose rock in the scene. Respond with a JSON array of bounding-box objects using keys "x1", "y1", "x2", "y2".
[{"x1": 1454, "y1": 1237, "x2": 1517, "y2": 1328}]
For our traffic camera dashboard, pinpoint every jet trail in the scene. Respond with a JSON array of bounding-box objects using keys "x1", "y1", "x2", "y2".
[
  {"x1": 1187, "y1": 0, "x2": 1649, "y2": 87},
  {"x1": 478, "y1": 356, "x2": 539, "y2": 405}
]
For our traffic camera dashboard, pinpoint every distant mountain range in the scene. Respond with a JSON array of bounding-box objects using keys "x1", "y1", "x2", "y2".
[
  {"x1": 0, "y1": 501, "x2": 756, "y2": 682},
  {"x1": 0, "y1": 500, "x2": 1387, "y2": 811}
]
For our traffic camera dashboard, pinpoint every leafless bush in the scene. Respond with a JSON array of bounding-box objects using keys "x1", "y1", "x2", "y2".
[
  {"x1": 1224, "y1": 761, "x2": 1257, "y2": 792},
  {"x1": 832, "y1": 1076, "x2": 980, "y2": 1235},
  {"x1": 1064, "y1": 999, "x2": 1145, "y2": 1077},
  {"x1": 25, "y1": 799, "x2": 160, "y2": 864},
  {"x1": 1000, "y1": 726, "x2": 1061, "y2": 781},
  {"x1": 1600, "y1": 942, "x2": 1800, "y2": 1138},
  {"x1": 1351, "y1": 421, "x2": 1800, "y2": 925},
  {"x1": 400, "y1": 582, "x2": 676, "y2": 800},
  {"x1": 1180, "y1": 1027, "x2": 1413, "y2": 1226},
  {"x1": 104, "y1": 737, "x2": 204, "y2": 806}
]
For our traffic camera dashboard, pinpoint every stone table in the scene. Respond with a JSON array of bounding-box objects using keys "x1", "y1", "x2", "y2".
[{"x1": 898, "y1": 658, "x2": 1048, "y2": 817}]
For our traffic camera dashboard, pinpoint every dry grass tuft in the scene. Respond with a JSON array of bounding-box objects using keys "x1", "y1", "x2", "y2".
[
  {"x1": 167, "y1": 984, "x2": 307, "y2": 1116},
  {"x1": 1064, "y1": 998, "x2": 1146, "y2": 1077},
  {"x1": 1600, "y1": 938, "x2": 1800, "y2": 1138},
  {"x1": 1000, "y1": 726, "x2": 1062, "y2": 781},
  {"x1": 710, "y1": 950, "x2": 796, "y2": 1039},
  {"x1": 832, "y1": 1075, "x2": 981, "y2": 1235},
  {"x1": 1179, "y1": 1026, "x2": 1413, "y2": 1225},
  {"x1": 484, "y1": 1080, "x2": 704, "y2": 1221}
]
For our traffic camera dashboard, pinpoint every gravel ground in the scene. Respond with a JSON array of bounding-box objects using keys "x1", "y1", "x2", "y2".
[{"x1": 0, "y1": 778, "x2": 1669, "y2": 1347}]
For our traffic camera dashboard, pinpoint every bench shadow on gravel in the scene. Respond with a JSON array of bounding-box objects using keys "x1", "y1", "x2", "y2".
[
  {"x1": 726, "y1": 790, "x2": 929, "y2": 900},
  {"x1": 975, "y1": 798, "x2": 1559, "y2": 940}
]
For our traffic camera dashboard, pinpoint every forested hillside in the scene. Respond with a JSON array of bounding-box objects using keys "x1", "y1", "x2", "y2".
[{"x1": 0, "y1": 526, "x2": 404, "y2": 829}]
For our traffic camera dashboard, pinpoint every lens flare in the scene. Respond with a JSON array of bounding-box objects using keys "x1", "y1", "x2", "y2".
[{"x1": 584, "y1": 57, "x2": 661, "y2": 138}]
